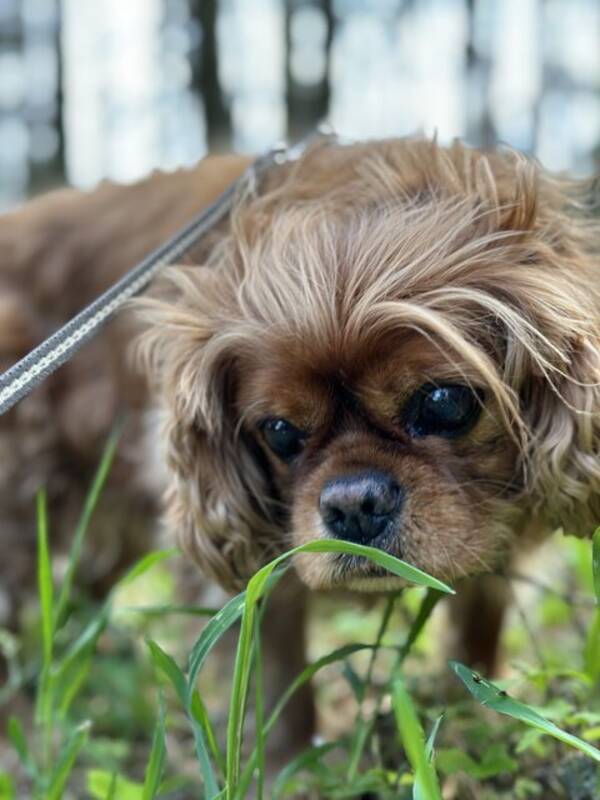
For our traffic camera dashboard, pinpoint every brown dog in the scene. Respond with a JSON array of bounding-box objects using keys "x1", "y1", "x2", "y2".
[{"x1": 1, "y1": 137, "x2": 598, "y2": 753}]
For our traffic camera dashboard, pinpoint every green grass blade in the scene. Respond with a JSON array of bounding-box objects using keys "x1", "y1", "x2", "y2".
[
  {"x1": 147, "y1": 640, "x2": 221, "y2": 796},
  {"x1": 0, "y1": 771, "x2": 15, "y2": 800},
  {"x1": 397, "y1": 590, "x2": 444, "y2": 665},
  {"x1": 37, "y1": 490, "x2": 53, "y2": 667},
  {"x1": 115, "y1": 549, "x2": 178, "y2": 590},
  {"x1": 266, "y1": 643, "x2": 374, "y2": 738},
  {"x1": 186, "y1": 569, "x2": 286, "y2": 709},
  {"x1": 86, "y1": 770, "x2": 143, "y2": 800},
  {"x1": 147, "y1": 640, "x2": 187, "y2": 705},
  {"x1": 584, "y1": 609, "x2": 600, "y2": 682},
  {"x1": 425, "y1": 715, "x2": 444, "y2": 760},
  {"x1": 46, "y1": 721, "x2": 91, "y2": 800},
  {"x1": 392, "y1": 679, "x2": 443, "y2": 800},
  {"x1": 271, "y1": 742, "x2": 339, "y2": 800},
  {"x1": 190, "y1": 691, "x2": 226, "y2": 776},
  {"x1": 226, "y1": 541, "x2": 451, "y2": 798},
  {"x1": 119, "y1": 604, "x2": 219, "y2": 618},
  {"x1": 450, "y1": 660, "x2": 600, "y2": 763},
  {"x1": 593, "y1": 527, "x2": 600, "y2": 606},
  {"x1": 105, "y1": 772, "x2": 117, "y2": 800},
  {"x1": 7, "y1": 716, "x2": 38, "y2": 780},
  {"x1": 237, "y1": 643, "x2": 377, "y2": 798},
  {"x1": 142, "y1": 694, "x2": 166, "y2": 800},
  {"x1": 253, "y1": 614, "x2": 265, "y2": 800},
  {"x1": 54, "y1": 423, "x2": 122, "y2": 631}
]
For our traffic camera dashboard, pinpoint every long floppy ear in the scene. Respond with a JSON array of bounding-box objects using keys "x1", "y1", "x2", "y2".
[
  {"x1": 136, "y1": 266, "x2": 281, "y2": 592},
  {"x1": 522, "y1": 176, "x2": 600, "y2": 538}
]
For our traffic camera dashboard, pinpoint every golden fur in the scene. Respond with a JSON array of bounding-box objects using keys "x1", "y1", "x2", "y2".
[
  {"x1": 135, "y1": 138, "x2": 600, "y2": 596},
  {"x1": 0, "y1": 135, "x2": 598, "y2": 746}
]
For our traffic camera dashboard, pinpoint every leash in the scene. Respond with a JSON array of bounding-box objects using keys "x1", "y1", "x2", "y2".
[{"x1": 0, "y1": 133, "x2": 326, "y2": 416}]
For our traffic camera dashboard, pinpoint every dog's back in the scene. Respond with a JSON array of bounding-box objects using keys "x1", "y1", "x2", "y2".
[{"x1": 0, "y1": 155, "x2": 249, "y2": 623}]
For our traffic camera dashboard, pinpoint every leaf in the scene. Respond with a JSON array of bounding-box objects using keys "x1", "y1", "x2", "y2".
[
  {"x1": 86, "y1": 770, "x2": 143, "y2": 800},
  {"x1": 142, "y1": 695, "x2": 166, "y2": 800},
  {"x1": 392, "y1": 678, "x2": 443, "y2": 800},
  {"x1": 450, "y1": 661, "x2": 600, "y2": 763},
  {"x1": 46, "y1": 721, "x2": 91, "y2": 800}
]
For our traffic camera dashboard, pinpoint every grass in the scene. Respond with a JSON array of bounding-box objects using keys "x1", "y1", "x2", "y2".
[{"x1": 0, "y1": 436, "x2": 599, "y2": 799}]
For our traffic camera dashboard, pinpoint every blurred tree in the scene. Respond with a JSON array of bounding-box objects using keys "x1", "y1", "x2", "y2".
[
  {"x1": 189, "y1": 0, "x2": 232, "y2": 150},
  {"x1": 285, "y1": 0, "x2": 333, "y2": 137}
]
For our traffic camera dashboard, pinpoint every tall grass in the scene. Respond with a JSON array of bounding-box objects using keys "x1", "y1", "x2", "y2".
[{"x1": 2, "y1": 433, "x2": 600, "y2": 799}]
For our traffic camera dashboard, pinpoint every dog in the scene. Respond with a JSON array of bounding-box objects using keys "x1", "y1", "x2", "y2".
[{"x1": 1, "y1": 136, "x2": 598, "y2": 755}]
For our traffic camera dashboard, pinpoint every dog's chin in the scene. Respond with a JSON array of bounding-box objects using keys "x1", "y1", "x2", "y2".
[
  {"x1": 342, "y1": 574, "x2": 409, "y2": 592},
  {"x1": 293, "y1": 545, "x2": 411, "y2": 593}
]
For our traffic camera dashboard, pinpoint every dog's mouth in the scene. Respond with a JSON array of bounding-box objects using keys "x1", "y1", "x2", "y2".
[{"x1": 325, "y1": 540, "x2": 409, "y2": 592}]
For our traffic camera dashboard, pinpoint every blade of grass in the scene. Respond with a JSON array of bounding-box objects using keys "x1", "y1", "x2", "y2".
[
  {"x1": 46, "y1": 721, "x2": 91, "y2": 800},
  {"x1": 54, "y1": 423, "x2": 122, "y2": 631},
  {"x1": 147, "y1": 640, "x2": 221, "y2": 797},
  {"x1": 186, "y1": 569, "x2": 287, "y2": 708},
  {"x1": 253, "y1": 614, "x2": 265, "y2": 800},
  {"x1": 450, "y1": 660, "x2": 600, "y2": 763},
  {"x1": 425, "y1": 715, "x2": 444, "y2": 760},
  {"x1": 119, "y1": 605, "x2": 219, "y2": 618},
  {"x1": 7, "y1": 717, "x2": 38, "y2": 781},
  {"x1": 226, "y1": 541, "x2": 453, "y2": 799},
  {"x1": 347, "y1": 588, "x2": 444, "y2": 782},
  {"x1": 392, "y1": 679, "x2": 442, "y2": 800},
  {"x1": 116, "y1": 549, "x2": 178, "y2": 590},
  {"x1": 35, "y1": 489, "x2": 56, "y2": 773},
  {"x1": 236, "y1": 643, "x2": 376, "y2": 798},
  {"x1": 271, "y1": 742, "x2": 340, "y2": 800},
  {"x1": 593, "y1": 528, "x2": 600, "y2": 605},
  {"x1": 346, "y1": 593, "x2": 399, "y2": 781},
  {"x1": 142, "y1": 694, "x2": 166, "y2": 800},
  {"x1": 37, "y1": 490, "x2": 53, "y2": 666}
]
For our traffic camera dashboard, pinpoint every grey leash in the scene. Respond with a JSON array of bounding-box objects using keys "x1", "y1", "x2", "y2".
[{"x1": 0, "y1": 134, "x2": 321, "y2": 416}]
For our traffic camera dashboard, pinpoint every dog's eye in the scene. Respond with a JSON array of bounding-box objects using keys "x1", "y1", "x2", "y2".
[
  {"x1": 402, "y1": 383, "x2": 483, "y2": 439},
  {"x1": 261, "y1": 418, "x2": 307, "y2": 462}
]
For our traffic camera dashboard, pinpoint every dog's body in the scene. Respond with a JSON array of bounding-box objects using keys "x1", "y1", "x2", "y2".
[{"x1": 1, "y1": 137, "x2": 599, "y2": 754}]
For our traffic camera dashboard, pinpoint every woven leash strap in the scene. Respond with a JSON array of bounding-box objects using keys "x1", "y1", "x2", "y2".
[{"x1": 0, "y1": 135, "x2": 320, "y2": 416}]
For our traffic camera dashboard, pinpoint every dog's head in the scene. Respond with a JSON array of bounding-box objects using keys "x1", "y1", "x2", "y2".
[{"x1": 137, "y1": 138, "x2": 600, "y2": 592}]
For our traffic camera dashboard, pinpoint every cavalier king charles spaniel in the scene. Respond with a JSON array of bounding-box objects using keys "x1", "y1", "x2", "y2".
[{"x1": 1, "y1": 136, "x2": 598, "y2": 752}]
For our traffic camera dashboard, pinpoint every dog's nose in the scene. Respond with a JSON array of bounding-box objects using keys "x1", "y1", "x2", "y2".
[{"x1": 319, "y1": 470, "x2": 403, "y2": 544}]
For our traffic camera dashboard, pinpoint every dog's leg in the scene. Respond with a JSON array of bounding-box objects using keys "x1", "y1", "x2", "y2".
[
  {"x1": 447, "y1": 573, "x2": 510, "y2": 675},
  {"x1": 260, "y1": 576, "x2": 315, "y2": 760}
]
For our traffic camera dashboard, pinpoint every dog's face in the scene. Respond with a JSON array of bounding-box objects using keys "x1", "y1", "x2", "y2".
[
  {"x1": 238, "y1": 331, "x2": 518, "y2": 589},
  {"x1": 138, "y1": 137, "x2": 600, "y2": 592}
]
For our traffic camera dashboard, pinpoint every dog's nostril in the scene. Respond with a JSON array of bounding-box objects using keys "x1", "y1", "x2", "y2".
[
  {"x1": 329, "y1": 507, "x2": 345, "y2": 524},
  {"x1": 319, "y1": 471, "x2": 404, "y2": 544},
  {"x1": 361, "y1": 498, "x2": 375, "y2": 515}
]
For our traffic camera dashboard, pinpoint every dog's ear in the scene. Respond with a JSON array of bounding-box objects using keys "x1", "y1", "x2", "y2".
[
  {"x1": 526, "y1": 339, "x2": 600, "y2": 538},
  {"x1": 520, "y1": 177, "x2": 600, "y2": 539},
  {"x1": 136, "y1": 267, "x2": 280, "y2": 591}
]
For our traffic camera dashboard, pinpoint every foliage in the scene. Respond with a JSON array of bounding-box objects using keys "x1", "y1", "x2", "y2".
[{"x1": 1, "y1": 435, "x2": 599, "y2": 799}]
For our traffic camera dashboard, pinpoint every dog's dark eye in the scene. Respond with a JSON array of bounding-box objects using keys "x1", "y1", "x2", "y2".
[
  {"x1": 402, "y1": 383, "x2": 483, "y2": 439},
  {"x1": 261, "y1": 418, "x2": 307, "y2": 462}
]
